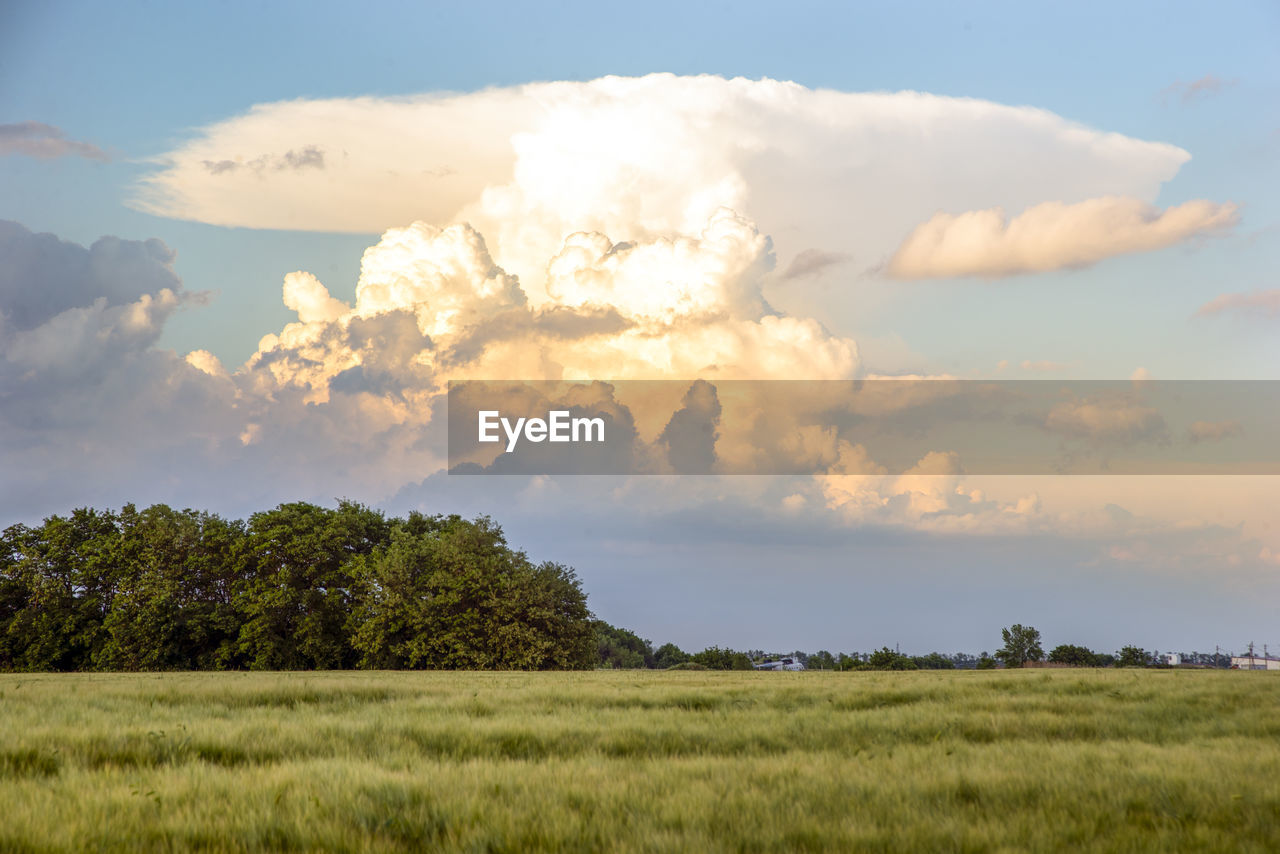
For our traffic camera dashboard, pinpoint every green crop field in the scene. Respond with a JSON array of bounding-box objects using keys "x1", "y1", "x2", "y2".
[{"x1": 1, "y1": 670, "x2": 1278, "y2": 852}]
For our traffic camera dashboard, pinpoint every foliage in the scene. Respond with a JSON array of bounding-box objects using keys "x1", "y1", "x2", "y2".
[
  {"x1": 911, "y1": 652, "x2": 956, "y2": 670},
  {"x1": 1116, "y1": 645, "x2": 1152, "y2": 668},
  {"x1": 653, "y1": 642, "x2": 690, "y2": 669},
  {"x1": 976, "y1": 652, "x2": 998, "y2": 670},
  {"x1": 1048, "y1": 643, "x2": 1104, "y2": 667},
  {"x1": 594, "y1": 620, "x2": 655, "y2": 669},
  {"x1": 690, "y1": 646, "x2": 753, "y2": 670},
  {"x1": 995, "y1": 624, "x2": 1044, "y2": 669},
  {"x1": 864, "y1": 646, "x2": 917, "y2": 670},
  {"x1": 1, "y1": 503, "x2": 595, "y2": 672},
  {"x1": 807, "y1": 650, "x2": 837, "y2": 670}
]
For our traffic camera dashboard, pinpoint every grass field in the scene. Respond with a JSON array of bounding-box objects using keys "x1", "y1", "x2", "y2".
[{"x1": 1, "y1": 669, "x2": 1278, "y2": 852}]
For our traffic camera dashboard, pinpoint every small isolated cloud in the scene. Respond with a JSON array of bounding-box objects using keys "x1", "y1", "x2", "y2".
[
  {"x1": 1195, "y1": 288, "x2": 1280, "y2": 319},
  {"x1": 1161, "y1": 74, "x2": 1236, "y2": 105},
  {"x1": 0, "y1": 121, "x2": 109, "y2": 161},
  {"x1": 779, "y1": 249, "x2": 850, "y2": 281},
  {"x1": 888, "y1": 196, "x2": 1239, "y2": 279},
  {"x1": 1187, "y1": 420, "x2": 1242, "y2": 443}
]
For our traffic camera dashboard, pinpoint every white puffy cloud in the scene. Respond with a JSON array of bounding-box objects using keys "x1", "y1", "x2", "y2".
[
  {"x1": 887, "y1": 196, "x2": 1238, "y2": 279},
  {"x1": 239, "y1": 208, "x2": 859, "y2": 416}
]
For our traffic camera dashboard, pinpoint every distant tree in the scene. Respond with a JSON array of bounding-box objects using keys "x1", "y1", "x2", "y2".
[
  {"x1": 1047, "y1": 644, "x2": 1100, "y2": 667},
  {"x1": 654, "y1": 642, "x2": 690, "y2": 669},
  {"x1": 808, "y1": 650, "x2": 837, "y2": 670},
  {"x1": 995, "y1": 624, "x2": 1043, "y2": 668},
  {"x1": 836, "y1": 652, "x2": 859, "y2": 671},
  {"x1": 867, "y1": 646, "x2": 917, "y2": 670},
  {"x1": 911, "y1": 652, "x2": 956, "y2": 670},
  {"x1": 976, "y1": 652, "x2": 997, "y2": 670},
  {"x1": 691, "y1": 646, "x2": 753, "y2": 670},
  {"x1": 594, "y1": 620, "x2": 654, "y2": 669},
  {"x1": 1116, "y1": 645, "x2": 1150, "y2": 668}
]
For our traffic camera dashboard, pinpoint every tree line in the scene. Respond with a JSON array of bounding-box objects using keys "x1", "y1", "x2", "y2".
[
  {"x1": 597, "y1": 623, "x2": 1220, "y2": 672},
  {"x1": 0, "y1": 503, "x2": 1231, "y2": 673},
  {"x1": 0, "y1": 502, "x2": 595, "y2": 671}
]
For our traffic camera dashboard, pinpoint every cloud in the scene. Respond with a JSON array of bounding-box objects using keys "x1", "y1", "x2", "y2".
[
  {"x1": 1161, "y1": 74, "x2": 1236, "y2": 105},
  {"x1": 131, "y1": 74, "x2": 1195, "y2": 300},
  {"x1": 0, "y1": 220, "x2": 187, "y2": 332},
  {"x1": 200, "y1": 145, "x2": 327, "y2": 175},
  {"x1": 5, "y1": 218, "x2": 1280, "y2": 583},
  {"x1": 1194, "y1": 288, "x2": 1280, "y2": 319},
  {"x1": 887, "y1": 196, "x2": 1238, "y2": 279},
  {"x1": 779, "y1": 249, "x2": 850, "y2": 281},
  {"x1": 5, "y1": 76, "x2": 1276, "y2": 581},
  {"x1": 0, "y1": 121, "x2": 109, "y2": 161},
  {"x1": 1044, "y1": 393, "x2": 1166, "y2": 445},
  {"x1": 0, "y1": 222, "x2": 247, "y2": 516}
]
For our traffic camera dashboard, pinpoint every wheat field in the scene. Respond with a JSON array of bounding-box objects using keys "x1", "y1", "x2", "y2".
[{"x1": 1, "y1": 669, "x2": 1277, "y2": 852}]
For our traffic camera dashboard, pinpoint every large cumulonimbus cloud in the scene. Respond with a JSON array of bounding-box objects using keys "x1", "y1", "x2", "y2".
[
  {"x1": 133, "y1": 74, "x2": 1220, "y2": 292},
  {"x1": 4, "y1": 76, "x2": 1271, "y2": 570}
]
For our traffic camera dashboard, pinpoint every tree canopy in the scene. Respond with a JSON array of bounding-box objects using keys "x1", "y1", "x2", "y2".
[
  {"x1": 1, "y1": 503, "x2": 594, "y2": 672},
  {"x1": 995, "y1": 624, "x2": 1044, "y2": 669}
]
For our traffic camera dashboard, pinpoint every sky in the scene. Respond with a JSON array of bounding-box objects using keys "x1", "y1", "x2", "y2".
[{"x1": 2, "y1": 0, "x2": 1278, "y2": 657}]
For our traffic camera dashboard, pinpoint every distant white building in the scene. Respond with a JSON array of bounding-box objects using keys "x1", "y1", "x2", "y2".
[
  {"x1": 754, "y1": 657, "x2": 805, "y2": 671},
  {"x1": 1164, "y1": 653, "x2": 1181, "y2": 666},
  {"x1": 1230, "y1": 654, "x2": 1280, "y2": 670}
]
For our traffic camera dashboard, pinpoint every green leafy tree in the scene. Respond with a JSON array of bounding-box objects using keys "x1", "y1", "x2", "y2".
[
  {"x1": 911, "y1": 652, "x2": 956, "y2": 670},
  {"x1": 867, "y1": 646, "x2": 917, "y2": 670},
  {"x1": 976, "y1": 652, "x2": 997, "y2": 669},
  {"x1": 94, "y1": 505, "x2": 248, "y2": 671},
  {"x1": 808, "y1": 650, "x2": 837, "y2": 670},
  {"x1": 594, "y1": 621, "x2": 654, "y2": 669},
  {"x1": 347, "y1": 515, "x2": 594, "y2": 670},
  {"x1": 1048, "y1": 643, "x2": 1100, "y2": 667},
  {"x1": 1, "y1": 509, "x2": 121, "y2": 671},
  {"x1": 1116, "y1": 645, "x2": 1150, "y2": 668},
  {"x1": 691, "y1": 646, "x2": 753, "y2": 670},
  {"x1": 995, "y1": 624, "x2": 1043, "y2": 669},
  {"x1": 654, "y1": 642, "x2": 690, "y2": 669},
  {"x1": 237, "y1": 501, "x2": 389, "y2": 670}
]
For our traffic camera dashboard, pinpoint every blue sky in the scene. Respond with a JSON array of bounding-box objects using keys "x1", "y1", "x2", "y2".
[{"x1": 2, "y1": 1, "x2": 1278, "y2": 654}]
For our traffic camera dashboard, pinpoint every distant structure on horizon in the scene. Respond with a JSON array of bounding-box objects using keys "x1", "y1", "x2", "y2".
[
  {"x1": 1230, "y1": 654, "x2": 1280, "y2": 670},
  {"x1": 754, "y1": 657, "x2": 805, "y2": 671}
]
